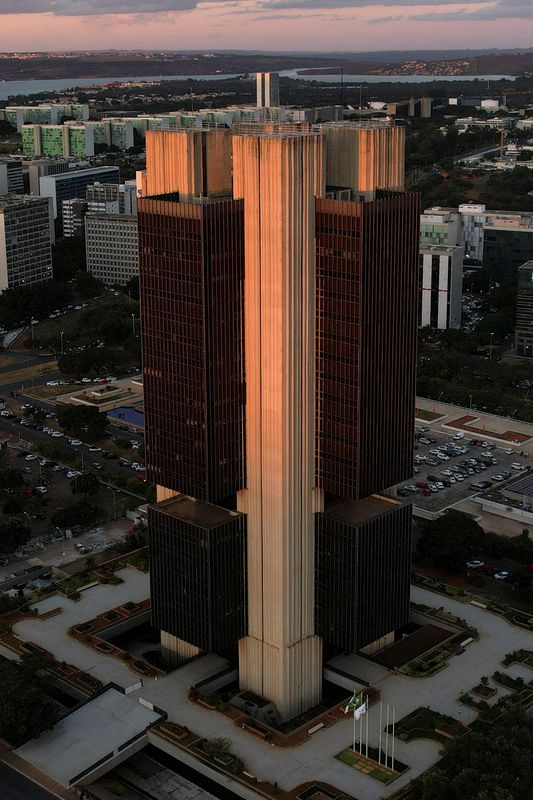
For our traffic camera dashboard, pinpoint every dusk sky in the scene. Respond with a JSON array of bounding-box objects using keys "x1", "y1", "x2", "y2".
[{"x1": 0, "y1": 2, "x2": 532, "y2": 52}]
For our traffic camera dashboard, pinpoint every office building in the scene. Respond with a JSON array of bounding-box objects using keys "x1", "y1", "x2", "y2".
[
  {"x1": 420, "y1": 210, "x2": 462, "y2": 247},
  {"x1": 85, "y1": 213, "x2": 138, "y2": 285},
  {"x1": 62, "y1": 198, "x2": 88, "y2": 238},
  {"x1": 138, "y1": 123, "x2": 418, "y2": 720},
  {"x1": 256, "y1": 72, "x2": 280, "y2": 108},
  {"x1": 27, "y1": 159, "x2": 70, "y2": 196},
  {"x1": 419, "y1": 244, "x2": 464, "y2": 329},
  {"x1": 483, "y1": 216, "x2": 533, "y2": 281},
  {"x1": 0, "y1": 159, "x2": 23, "y2": 194},
  {"x1": 0, "y1": 195, "x2": 54, "y2": 293},
  {"x1": 86, "y1": 183, "x2": 121, "y2": 214},
  {"x1": 39, "y1": 166, "x2": 120, "y2": 219},
  {"x1": 425, "y1": 203, "x2": 533, "y2": 271},
  {"x1": 515, "y1": 261, "x2": 533, "y2": 357}
]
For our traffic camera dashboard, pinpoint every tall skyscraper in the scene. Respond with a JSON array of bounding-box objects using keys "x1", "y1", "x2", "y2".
[
  {"x1": 256, "y1": 72, "x2": 280, "y2": 108},
  {"x1": 139, "y1": 122, "x2": 419, "y2": 720}
]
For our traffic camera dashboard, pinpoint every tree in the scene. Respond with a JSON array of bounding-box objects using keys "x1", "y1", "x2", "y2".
[
  {"x1": 56, "y1": 405, "x2": 107, "y2": 441},
  {"x1": 0, "y1": 518, "x2": 31, "y2": 554},
  {"x1": 71, "y1": 472, "x2": 100, "y2": 498},
  {"x1": 0, "y1": 655, "x2": 60, "y2": 747},
  {"x1": 52, "y1": 500, "x2": 107, "y2": 529},
  {"x1": 417, "y1": 510, "x2": 486, "y2": 572},
  {"x1": 413, "y1": 711, "x2": 533, "y2": 800},
  {"x1": 0, "y1": 466, "x2": 24, "y2": 490}
]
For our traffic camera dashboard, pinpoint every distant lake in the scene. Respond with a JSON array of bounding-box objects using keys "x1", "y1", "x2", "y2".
[{"x1": 0, "y1": 71, "x2": 516, "y2": 100}]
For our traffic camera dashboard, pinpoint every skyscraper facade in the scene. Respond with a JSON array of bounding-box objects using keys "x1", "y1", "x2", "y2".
[
  {"x1": 256, "y1": 72, "x2": 281, "y2": 108},
  {"x1": 139, "y1": 122, "x2": 419, "y2": 720}
]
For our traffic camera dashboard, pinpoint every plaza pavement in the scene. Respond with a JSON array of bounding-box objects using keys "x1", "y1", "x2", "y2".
[{"x1": 10, "y1": 571, "x2": 533, "y2": 800}]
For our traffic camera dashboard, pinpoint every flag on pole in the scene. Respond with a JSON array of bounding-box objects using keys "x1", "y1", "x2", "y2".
[{"x1": 344, "y1": 692, "x2": 367, "y2": 719}]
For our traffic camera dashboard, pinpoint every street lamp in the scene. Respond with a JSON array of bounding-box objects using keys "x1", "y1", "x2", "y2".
[
  {"x1": 131, "y1": 314, "x2": 136, "y2": 336},
  {"x1": 106, "y1": 485, "x2": 117, "y2": 521},
  {"x1": 489, "y1": 331, "x2": 495, "y2": 360},
  {"x1": 60, "y1": 331, "x2": 65, "y2": 356},
  {"x1": 469, "y1": 394, "x2": 473, "y2": 410}
]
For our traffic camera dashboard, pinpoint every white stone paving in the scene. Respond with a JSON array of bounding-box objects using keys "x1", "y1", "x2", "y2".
[{"x1": 12, "y1": 576, "x2": 533, "y2": 800}]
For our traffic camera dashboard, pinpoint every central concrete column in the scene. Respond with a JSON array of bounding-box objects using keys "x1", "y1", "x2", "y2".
[{"x1": 233, "y1": 130, "x2": 325, "y2": 720}]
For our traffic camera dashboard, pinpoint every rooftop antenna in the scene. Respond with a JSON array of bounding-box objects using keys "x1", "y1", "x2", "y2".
[
  {"x1": 190, "y1": 85, "x2": 194, "y2": 113},
  {"x1": 340, "y1": 67, "x2": 344, "y2": 108}
]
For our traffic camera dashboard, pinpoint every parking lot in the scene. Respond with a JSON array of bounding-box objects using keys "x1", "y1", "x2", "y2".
[{"x1": 396, "y1": 427, "x2": 530, "y2": 513}]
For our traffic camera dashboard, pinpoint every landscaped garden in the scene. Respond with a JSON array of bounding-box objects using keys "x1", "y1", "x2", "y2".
[{"x1": 392, "y1": 707, "x2": 469, "y2": 745}]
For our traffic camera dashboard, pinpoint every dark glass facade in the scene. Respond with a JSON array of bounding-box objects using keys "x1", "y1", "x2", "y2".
[
  {"x1": 483, "y1": 227, "x2": 533, "y2": 282},
  {"x1": 149, "y1": 495, "x2": 247, "y2": 652},
  {"x1": 315, "y1": 499, "x2": 411, "y2": 651},
  {"x1": 315, "y1": 192, "x2": 420, "y2": 499},
  {"x1": 138, "y1": 196, "x2": 245, "y2": 503}
]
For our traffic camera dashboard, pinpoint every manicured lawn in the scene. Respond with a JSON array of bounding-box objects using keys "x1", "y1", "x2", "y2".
[{"x1": 415, "y1": 408, "x2": 442, "y2": 421}]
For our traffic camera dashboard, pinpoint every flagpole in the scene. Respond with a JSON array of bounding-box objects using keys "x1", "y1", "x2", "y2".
[
  {"x1": 359, "y1": 708, "x2": 363, "y2": 754},
  {"x1": 365, "y1": 696, "x2": 369, "y2": 758},
  {"x1": 391, "y1": 705, "x2": 396, "y2": 773},
  {"x1": 353, "y1": 707, "x2": 356, "y2": 753},
  {"x1": 378, "y1": 701, "x2": 383, "y2": 765},
  {"x1": 385, "y1": 703, "x2": 389, "y2": 768}
]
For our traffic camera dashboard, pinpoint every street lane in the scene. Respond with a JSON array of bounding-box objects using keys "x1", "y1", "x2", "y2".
[{"x1": 0, "y1": 762, "x2": 62, "y2": 800}]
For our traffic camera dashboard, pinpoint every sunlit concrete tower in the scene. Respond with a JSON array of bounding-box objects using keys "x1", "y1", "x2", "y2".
[
  {"x1": 256, "y1": 72, "x2": 280, "y2": 108},
  {"x1": 139, "y1": 123, "x2": 419, "y2": 721}
]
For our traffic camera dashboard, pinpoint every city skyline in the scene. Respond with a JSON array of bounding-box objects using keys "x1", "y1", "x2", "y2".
[{"x1": 1, "y1": 3, "x2": 533, "y2": 52}]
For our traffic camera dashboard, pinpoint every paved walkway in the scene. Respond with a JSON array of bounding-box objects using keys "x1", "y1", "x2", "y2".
[{"x1": 10, "y1": 576, "x2": 533, "y2": 800}]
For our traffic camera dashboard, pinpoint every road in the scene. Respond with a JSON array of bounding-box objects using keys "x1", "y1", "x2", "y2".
[{"x1": 0, "y1": 762, "x2": 62, "y2": 800}]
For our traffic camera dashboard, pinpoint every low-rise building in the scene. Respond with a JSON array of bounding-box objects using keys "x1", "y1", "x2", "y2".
[
  {"x1": 0, "y1": 195, "x2": 54, "y2": 293},
  {"x1": 62, "y1": 198, "x2": 88, "y2": 238}
]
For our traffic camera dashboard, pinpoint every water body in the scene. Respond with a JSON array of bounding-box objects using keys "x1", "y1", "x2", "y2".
[{"x1": 0, "y1": 71, "x2": 516, "y2": 100}]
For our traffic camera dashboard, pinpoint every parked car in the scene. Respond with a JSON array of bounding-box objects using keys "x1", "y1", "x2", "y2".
[{"x1": 466, "y1": 560, "x2": 484, "y2": 569}]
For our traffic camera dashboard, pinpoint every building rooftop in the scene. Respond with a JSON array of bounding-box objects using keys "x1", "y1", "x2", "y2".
[
  {"x1": 156, "y1": 494, "x2": 243, "y2": 529},
  {"x1": 324, "y1": 494, "x2": 401, "y2": 526},
  {"x1": 16, "y1": 685, "x2": 162, "y2": 788},
  {"x1": 0, "y1": 194, "x2": 48, "y2": 210},
  {"x1": 420, "y1": 243, "x2": 463, "y2": 254},
  {"x1": 501, "y1": 472, "x2": 533, "y2": 497}
]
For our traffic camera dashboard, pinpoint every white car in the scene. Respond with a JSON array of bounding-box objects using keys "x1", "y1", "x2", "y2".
[
  {"x1": 504, "y1": 449, "x2": 514, "y2": 455},
  {"x1": 66, "y1": 470, "x2": 81, "y2": 479},
  {"x1": 81, "y1": 378, "x2": 91, "y2": 384},
  {"x1": 88, "y1": 446, "x2": 102, "y2": 453},
  {"x1": 70, "y1": 439, "x2": 82, "y2": 446},
  {"x1": 494, "y1": 571, "x2": 509, "y2": 580},
  {"x1": 51, "y1": 431, "x2": 63, "y2": 438},
  {"x1": 511, "y1": 463, "x2": 526, "y2": 471},
  {"x1": 46, "y1": 381, "x2": 59, "y2": 387},
  {"x1": 35, "y1": 486, "x2": 47, "y2": 494},
  {"x1": 466, "y1": 560, "x2": 484, "y2": 569},
  {"x1": 453, "y1": 432, "x2": 465, "y2": 440},
  {"x1": 24, "y1": 454, "x2": 37, "y2": 461}
]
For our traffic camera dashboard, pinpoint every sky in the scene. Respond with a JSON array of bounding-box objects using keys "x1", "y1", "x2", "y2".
[{"x1": 0, "y1": 1, "x2": 533, "y2": 52}]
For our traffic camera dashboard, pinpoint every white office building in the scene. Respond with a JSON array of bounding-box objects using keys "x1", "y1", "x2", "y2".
[
  {"x1": 0, "y1": 195, "x2": 54, "y2": 293},
  {"x1": 419, "y1": 244, "x2": 464, "y2": 330}
]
